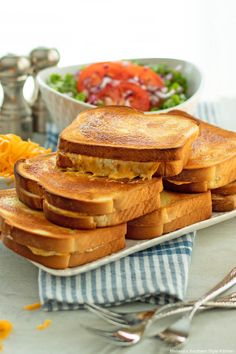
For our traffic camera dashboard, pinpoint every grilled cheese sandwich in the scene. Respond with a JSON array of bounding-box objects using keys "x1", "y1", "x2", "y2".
[{"x1": 57, "y1": 106, "x2": 199, "y2": 179}]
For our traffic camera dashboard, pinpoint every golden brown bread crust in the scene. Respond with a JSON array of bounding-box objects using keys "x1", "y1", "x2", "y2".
[
  {"x1": 57, "y1": 106, "x2": 200, "y2": 162},
  {"x1": 43, "y1": 196, "x2": 160, "y2": 229},
  {"x1": 211, "y1": 193, "x2": 236, "y2": 212},
  {"x1": 127, "y1": 190, "x2": 212, "y2": 239},
  {"x1": 163, "y1": 179, "x2": 208, "y2": 193},
  {"x1": 16, "y1": 185, "x2": 43, "y2": 210},
  {"x1": 161, "y1": 116, "x2": 236, "y2": 191},
  {"x1": 57, "y1": 135, "x2": 194, "y2": 178},
  {"x1": 212, "y1": 180, "x2": 236, "y2": 195},
  {"x1": 164, "y1": 165, "x2": 236, "y2": 192},
  {"x1": 0, "y1": 189, "x2": 127, "y2": 254},
  {"x1": 15, "y1": 153, "x2": 163, "y2": 214},
  {"x1": 3, "y1": 235, "x2": 125, "y2": 269}
]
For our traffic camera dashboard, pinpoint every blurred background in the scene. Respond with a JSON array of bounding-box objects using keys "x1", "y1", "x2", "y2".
[
  {"x1": 0, "y1": 0, "x2": 235, "y2": 101},
  {"x1": 0, "y1": 0, "x2": 235, "y2": 137}
]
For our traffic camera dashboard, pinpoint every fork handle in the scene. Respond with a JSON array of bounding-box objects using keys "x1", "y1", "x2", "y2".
[{"x1": 189, "y1": 267, "x2": 236, "y2": 320}]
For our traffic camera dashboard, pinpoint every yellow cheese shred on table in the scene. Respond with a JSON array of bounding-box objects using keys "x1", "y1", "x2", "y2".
[
  {"x1": 37, "y1": 319, "x2": 52, "y2": 330},
  {"x1": 0, "y1": 320, "x2": 13, "y2": 340},
  {"x1": 0, "y1": 134, "x2": 51, "y2": 178},
  {"x1": 23, "y1": 302, "x2": 41, "y2": 311}
]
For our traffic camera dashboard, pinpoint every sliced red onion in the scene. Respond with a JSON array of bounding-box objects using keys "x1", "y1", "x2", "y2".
[
  {"x1": 124, "y1": 90, "x2": 133, "y2": 99},
  {"x1": 175, "y1": 64, "x2": 182, "y2": 71},
  {"x1": 150, "y1": 95, "x2": 160, "y2": 105},
  {"x1": 100, "y1": 76, "x2": 112, "y2": 89},
  {"x1": 124, "y1": 99, "x2": 131, "y2": 106},
  {"x1": 87, "y1": 94, "x2": 98, "y2": 104},
  {"x1": 83, "y1": 77, "x2": 91, "y2": 85},
  {"x1": 160, "y1": 87, "x2": 168, "y2": 93},
  {"x1": 146, "y1": 85, "x2": 157, "y2": 92},
  {"x1": 89, "y1": 86, "x2": 101, "y2": 93},
  {"x1": 156, "y1": 89, "x2": 175, "y2": 99},
  {"x1": 128, "y1": 77, "x2": 139, "y2": 83},
  {"x1": 165, "y1": 73, "x2": 173, "y2": 81}
]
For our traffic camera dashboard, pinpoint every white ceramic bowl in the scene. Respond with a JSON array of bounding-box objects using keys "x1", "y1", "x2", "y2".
[
  {"x1": 37, "y1": 58, "x2": 203, "y2": 131},
  {"x1": 0, "y1": 177, "x2": 14, "y2": 190}
]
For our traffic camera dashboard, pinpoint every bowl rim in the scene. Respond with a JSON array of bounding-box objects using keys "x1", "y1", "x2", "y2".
[{"x1": 37, "y1": 57, "x2": 203, "y2": 113}]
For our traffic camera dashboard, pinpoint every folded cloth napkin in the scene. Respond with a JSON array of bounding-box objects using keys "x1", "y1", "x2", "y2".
[
  {"x1": 39, "y1": 234, "x2": 194, "y2": 310},
  {"x1": 39, "y1": 102, "x2": 218, "y2": 311}
]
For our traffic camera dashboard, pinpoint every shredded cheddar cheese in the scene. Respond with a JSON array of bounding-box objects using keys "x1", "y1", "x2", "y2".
[
  {"x1": 37, "y1": 319, "x2": 52, "y2": 330},
  {"x1": 23, "y1": 302, "x2": 41, "y2": 311},
  {"x1": 0, "y1": 134, "x2": 51, "y2": 178},
  {"x1": 0, "y1": 320, "x2": 13, "y2": 340}
]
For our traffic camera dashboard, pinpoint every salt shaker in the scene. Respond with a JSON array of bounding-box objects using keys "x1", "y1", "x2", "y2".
[
  {"x1": 30, "y1": 47, "x2": 60, "y2": 133},
  {"x1": 0, "y1": 54, "x2": 32, "y2": 139}
]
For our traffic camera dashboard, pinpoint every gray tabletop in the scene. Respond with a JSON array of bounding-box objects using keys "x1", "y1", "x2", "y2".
[{"x1": 1, "y1": 217, "x2": 236, "y2": 353}]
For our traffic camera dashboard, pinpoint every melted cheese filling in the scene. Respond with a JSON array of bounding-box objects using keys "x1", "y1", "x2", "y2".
[
  {"x1": 28, "y1": 246, "x2": 66, "y2": 257},
  {"x1": 27, "y1": 241, "x2": 116, "y2": 257},
  {"x1": 63, "y1": 153, "x2": 160, "y2": 180}
]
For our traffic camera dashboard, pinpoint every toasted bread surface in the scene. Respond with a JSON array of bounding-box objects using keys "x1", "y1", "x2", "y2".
[
  {"x1": 0, "y1": 189, "x2": 126, "y2": 254},
  {"x1": 211, "y1": 193, "x2": 236, "y2": 212},
  {"x1": 163, "y1": 117, "x2": 236, "y2": 187},
  {"x1": 162, "y1": 117, "x2": 236, "y2": 190},
  {"x1": 3, "y1": 235, "x2": 125, "y2": 269},
  {"x1": 15, "y1": 154, "x2": 163, "y2": 214},
  {"x1": 43, "y1": 195, "x2": 160, "y2": 229},
  {"x1": 58, "y1": 106, "x2": 199, "y2": 162},
  {"x1": 127, "y1": 190, "x2": 212, "y2": 239},
  {"x1": 212, "y1": 180, "x2": 236, "y2": 195}
]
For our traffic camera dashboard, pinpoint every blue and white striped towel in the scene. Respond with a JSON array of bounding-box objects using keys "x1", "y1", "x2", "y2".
[{"x1": 39, "y1": 102, "x2": 219, "y2": 311}]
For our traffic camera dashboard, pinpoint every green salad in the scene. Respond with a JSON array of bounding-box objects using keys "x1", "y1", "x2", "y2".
[{"x1": 48, "y1": 61, "x2": 188, "y2": 111}]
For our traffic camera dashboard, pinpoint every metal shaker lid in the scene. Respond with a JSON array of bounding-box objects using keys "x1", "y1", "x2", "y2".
[
  {"x1": 0, "y1": 54, "x2": 31, "y2": 81},
  {"x1": 30, "y1": 47, "x2": 60, "y2": 72}
]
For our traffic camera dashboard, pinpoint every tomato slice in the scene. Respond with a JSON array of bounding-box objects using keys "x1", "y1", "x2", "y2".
[
  {"x1": 119, "y1": 82, "x2": 150, "y2": 111},
  {"x1": 92, "y1": 82, "x2": 150, "y2": 111},
  {"x1": 89, "y1": 83, "x2": 124, "y2": 106},
  {"x1": 77, "y1": 62, "x2": 128, "y2": 92},
  {"x1": 126, "y1": 64, "x2": 164, "y2": 89}
]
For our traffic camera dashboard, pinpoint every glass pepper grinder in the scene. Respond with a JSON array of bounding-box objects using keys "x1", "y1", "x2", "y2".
[
  {"x1": 0, "y1": 54, "x2": 32, "y2": 139},
  {"x1": 30, "y1": 47, "x2": 60, "y2": 133}
]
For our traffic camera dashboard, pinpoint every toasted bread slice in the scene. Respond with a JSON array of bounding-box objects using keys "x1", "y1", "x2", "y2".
[
  {"x1": 127, "y1": 190, "x2": 212, "y2": 239},
  {"x1": 57, "y1": 106, "x2": 199, "y2": 178},
  {"x1": 4, "y1": 235, "x2": 125, "y2": 269},
  {"x1": 0, "y1": 190, "x2": 126, "y2": 269},
  {"x1": 211, "y1": 193, "x2": 236, "y2": 212},
  {"x1": 43, "y1": 195, "x2": 159, "y2": 229},
  {"x1": 211, "y1": 180, "x2": 236, "y2": 212},
  {"x1": 164, "y1": 114, "x2": 236, "y2": 192},
  {"x1": 212, "y1": 180, "x2": 236, "y2": 195},
  {"x1": 15, "y1": 154, "x2": 162, "y2": 227}
]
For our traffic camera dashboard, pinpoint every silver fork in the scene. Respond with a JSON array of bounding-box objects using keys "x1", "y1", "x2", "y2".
[
  {"x1": 84, "y1": 296, "x2": 236, "y2": 347},
  {"x1": 156, "y1": 266, "x2": 236, "y2": 347},
  {"x1": 85, "y1": 291, "x2": 236, "y2": 328},
  {"x1": 84, "y1": 267, "x2": 236, "y2": 346}
]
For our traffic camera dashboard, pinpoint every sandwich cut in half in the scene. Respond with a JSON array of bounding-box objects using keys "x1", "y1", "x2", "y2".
[
  {"x1": 127, "y1": 190, "x2": 212, "y2": 239},
  {"x1": 211, "y1": 180, "x2": 236, "y2": 212},
  {"x1": 164, "y1": 114, "x2": 236, "y2": 192},
  {"x1": 56, "y1": 106, "x2": 200, "y2": 179},
  {"x1": 0, "y1": 189, "x2": 126, "y2": 269},
  {"x1": 15, "y1": 153, "x2": 163, "y2": 229}
]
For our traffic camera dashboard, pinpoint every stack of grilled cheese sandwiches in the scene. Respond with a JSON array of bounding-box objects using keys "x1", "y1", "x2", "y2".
[{"x1": 0, "y1": 106, "x2": 235, "y2": 269}]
